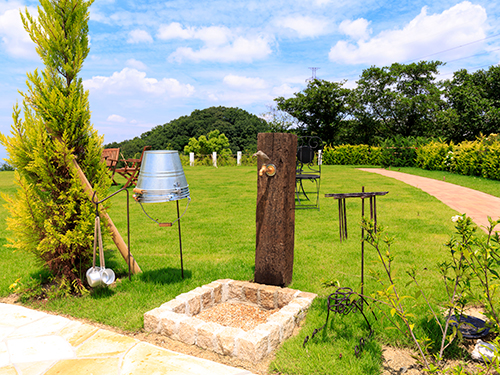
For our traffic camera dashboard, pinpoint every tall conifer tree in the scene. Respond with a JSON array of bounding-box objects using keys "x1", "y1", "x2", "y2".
[{"x1": 0, "y1": 0, "x2": 110, "y2": 294}]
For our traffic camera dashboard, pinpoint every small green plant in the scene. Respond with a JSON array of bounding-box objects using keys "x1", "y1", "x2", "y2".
[
  {"x1": 361, "y1": 217, "x2": 432, "y2": 369},
  {"x1": 447, "y1": 214, "x2": 500, "y2": 332},
  {"x1": 363, "y1": 214, "x2": 500, "y2": 373}
]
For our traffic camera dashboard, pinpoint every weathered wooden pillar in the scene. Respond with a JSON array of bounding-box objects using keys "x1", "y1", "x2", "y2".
[{"x1": 255, "y1": 133, "x2": 297, "y2": 287}]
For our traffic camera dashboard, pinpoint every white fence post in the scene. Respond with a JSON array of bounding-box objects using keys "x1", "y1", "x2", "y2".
[
  {"x1": 212, "y1": 151, "x2": 217, "y2": 168},
  {"x1": 318, "y1": 150, "x2": 323, "y2": 166},
  {"x1": 237, "y1": 151, "x2": 242, "y2": 166},
  {"x1": 189, "y1": 152, "x2": 195, "y2": 167}
]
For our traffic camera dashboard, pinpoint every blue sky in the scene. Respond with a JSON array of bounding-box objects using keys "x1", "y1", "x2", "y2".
[{"x1": 1, "y1": 0, "x2": 499, "y2": 162}]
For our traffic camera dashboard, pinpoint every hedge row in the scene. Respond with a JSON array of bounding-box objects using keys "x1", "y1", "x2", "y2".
[
  {"x1": 322, "y1": 134, "x2": 500, "y2": 181},
  {"x1": 415, "y1": 135, "x2": 500, "y2": 180}
]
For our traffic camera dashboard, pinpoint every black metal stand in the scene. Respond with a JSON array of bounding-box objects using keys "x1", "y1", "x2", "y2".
[
  {"x1": 177, "y1": 200, "x2": 184, "y2": 279},
  {"x1": 303, "y1": 287, "x2": 377, "y2": 356},
  {"x1": 92, "y1": 187, "x2": 132, "y2": 281},
  {"x1": 325, "y1": 188, "x2": 389, "y2": 310}
]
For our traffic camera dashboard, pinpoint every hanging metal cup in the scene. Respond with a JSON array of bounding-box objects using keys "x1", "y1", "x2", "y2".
[
  {"x1": 86, "y1": 216, "x2": 115, "y2": 287},
  {"x1": 86, "y1": 267, "x2": 104, "y2": 287}
]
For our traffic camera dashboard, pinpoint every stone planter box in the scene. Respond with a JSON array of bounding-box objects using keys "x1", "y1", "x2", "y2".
[{"x1": 144, "y1": 279, "x2": 316, "y2": 362}]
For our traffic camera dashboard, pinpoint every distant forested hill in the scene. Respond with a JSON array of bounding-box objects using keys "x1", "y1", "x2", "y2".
[{"x1": 105, "y1": 106, "x2": 270, "y2": 158}]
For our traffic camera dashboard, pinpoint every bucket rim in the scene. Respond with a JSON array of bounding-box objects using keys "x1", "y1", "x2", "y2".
[{"x1": 143, "y1": 150, "x2": 180, "y2": 154}]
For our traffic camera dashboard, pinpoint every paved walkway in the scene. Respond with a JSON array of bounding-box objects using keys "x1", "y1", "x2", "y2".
[
  {"x1": 0, "y1": 302, "x2": 254, "y2": 375},
  {"x1": 359, "y1": 168, "x2": 500, "y2": 231}
]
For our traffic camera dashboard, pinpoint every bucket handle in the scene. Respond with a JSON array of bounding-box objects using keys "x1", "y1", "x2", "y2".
[{"x1": 138, "y1": 197, "x2": 191, "y2": 227}]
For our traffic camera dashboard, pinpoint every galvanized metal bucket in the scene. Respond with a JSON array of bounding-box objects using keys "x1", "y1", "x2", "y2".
[{"x1": 135, "y1": 150, "x2": 190, "y2": 203}]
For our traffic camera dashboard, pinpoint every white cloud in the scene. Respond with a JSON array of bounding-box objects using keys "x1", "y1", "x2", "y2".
[
  {"x1": 169, "y1": 36, "x2": 272, "y2": 63},
  {"x1": 0, "y1": 5, "x2": 37, "y2": 59},
  {"x1": 158, "y1": 22, "x2": 273, "y2": 63},
  {"x1": 276, "y1": 16, "x2": 330, "y2": 38},
  {"x1": 329, "y1": 1, "x2": 488, "y2": 65},
  {"x1": 158, "y1": 23, "x2": 230, "y2": 46},
  {"x1": 271, "y1": 84, "x2": 298, "y2": 98},
  {"x1": 126, "y1": 58, "x2": 147, "y2": 70},
  {"x1": 157, "y1": 22, "x2": 194, "y2": 39},
  {"x1": 338, "y1": 18, "x2": 371, "y2": 41},
  {"x1": 83, "y1": 68, "x2": 195, "y2": 98},
  {"x1": 107, "y1": 114, "x2": 127, "y2": 123},
  {"x1": 127, "y1": 29, "x2": 153, "y2": 44},
  {"x1": 223, "y1": 74, "x2": 268, "y2": 89}
]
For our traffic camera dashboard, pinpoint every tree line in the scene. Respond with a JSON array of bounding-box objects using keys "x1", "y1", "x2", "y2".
[
  {"x1": 109, "y1": 61, "x2": 499, "y2": 159},
  {"x1": 273, "y1": 61, "x2": 500, "y2": 145},
  {"x1": 105, "y1": 106, "x2": 269, "y2": 159}
]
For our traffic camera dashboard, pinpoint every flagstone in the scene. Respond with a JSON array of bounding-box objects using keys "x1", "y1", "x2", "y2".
[
  {"x1": 7, "y1": 336, "x2": 74, "y2": 363},
  {"x1": 45, "y1": 358, "x2": 119, "y2": 375},
  {"x1": 75, "y1": 329, "x2": 138, "y2": 357}
]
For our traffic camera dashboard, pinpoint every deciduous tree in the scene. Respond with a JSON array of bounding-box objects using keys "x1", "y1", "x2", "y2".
[
  {"x1": 275, "y1": 79, "x2": 350, "y2": 142},
  {"x1": 353, "y1": 61, "x2": 445, "y2": 138},
  {"x1": 439, "y1": 67, "x2": 500, "y2": 142}
]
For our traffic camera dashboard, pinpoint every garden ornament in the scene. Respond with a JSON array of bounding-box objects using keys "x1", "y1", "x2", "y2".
[
  {"x1": 133, "y1": 150, "x2": 191, "y2": 278},
  {"x1": 303, "y1": 287, "x2": 376, "y2": 357}
]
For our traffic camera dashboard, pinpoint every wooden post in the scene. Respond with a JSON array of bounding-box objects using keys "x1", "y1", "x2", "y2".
[{"x1": 255, "y1": 133, "x2": 297, "y2": 287}]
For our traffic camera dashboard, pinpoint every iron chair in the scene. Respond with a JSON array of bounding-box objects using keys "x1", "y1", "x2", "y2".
[{"x1": 296, "y1": 136, "x2": 322, "y2": 210}]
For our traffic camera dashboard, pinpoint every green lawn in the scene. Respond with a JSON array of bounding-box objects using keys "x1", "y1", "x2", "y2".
[{"x1": 0, "y1": 165, "x2": 494, "y2": 374}]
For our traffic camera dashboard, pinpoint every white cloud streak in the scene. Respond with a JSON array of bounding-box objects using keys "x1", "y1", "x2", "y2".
[
  {"x1": 158, "y1": 22, "x2": 273, "y2": 63},
  {"x1": 338, "y1": 18, "x2": 371, "y2": 41},
  {"x1": 276, "y1": 15, "x2": 330, "y2": 38},
  {"x1": 107, "y1": 114, "x2": 127, "y2": 123},
  {"x1": 0, "y1": 4, "x2": 37, "y2": 59},
  {"x1": 223, "y1": 74, "x2": 268, "y2": 89},
  {"x1": 83, "y1": 68, "x2": 195, "y2": 98},
  {"x1": 127, "y1": 29, "x2": 153, "y2": 44},
  {"x1": 329, "y1": 1, "x2": 488, "y2": 65}
]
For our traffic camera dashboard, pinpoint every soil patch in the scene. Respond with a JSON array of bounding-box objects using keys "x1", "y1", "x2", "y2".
[{"x1": 196, "y1": 301, "x2": 278, "y2": 331}]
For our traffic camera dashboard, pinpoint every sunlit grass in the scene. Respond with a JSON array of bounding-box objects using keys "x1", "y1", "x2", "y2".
[{"x1": 0, "y1": 165, "x2": 494, "y2": 374}]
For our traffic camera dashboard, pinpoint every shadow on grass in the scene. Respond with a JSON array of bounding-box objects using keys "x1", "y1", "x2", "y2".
[
  {"x1": 139, "y1": 267, "x2": 192, "y2": 284},
  {"x1": 90, "y1": 286, "x2": 116, "y2": 299}
]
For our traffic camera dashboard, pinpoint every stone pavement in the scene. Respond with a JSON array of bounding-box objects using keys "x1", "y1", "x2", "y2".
[
  {"x1": 359, "y1": 168, "x2": 500, "y2": 231},
  {"x1": 0, "y1": 302, "x2": 255, "y2": 375}
]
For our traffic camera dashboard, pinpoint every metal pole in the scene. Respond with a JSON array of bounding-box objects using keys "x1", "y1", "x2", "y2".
[
  {"x1": 177, "y1": 200, "x2": 184, "y2": 279},
  {"x1": 343, "y1": 199, "x2": 347, "y2": 240},
  {"x1": 126, "y1": 189, "x2": 131, "y2": 281},
  {"x1": 361, "y1": 186, "x2": 365, "y2": 311},
  {"x1": 339, "y1": 199, "x2": 344, "y2": 242}
]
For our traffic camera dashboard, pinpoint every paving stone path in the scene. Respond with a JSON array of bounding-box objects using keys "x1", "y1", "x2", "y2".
[
  {"x1": 359, "y1": 168, "x2": 500, "y2": 231},
  {"x1": 0, "y1": 303, "x2": 254, "y2": 375}
]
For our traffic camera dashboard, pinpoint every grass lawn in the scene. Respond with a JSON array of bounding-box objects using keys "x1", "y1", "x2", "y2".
[{"x1": 0, "y1": 165, "x2": 493, "y2": 374}]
